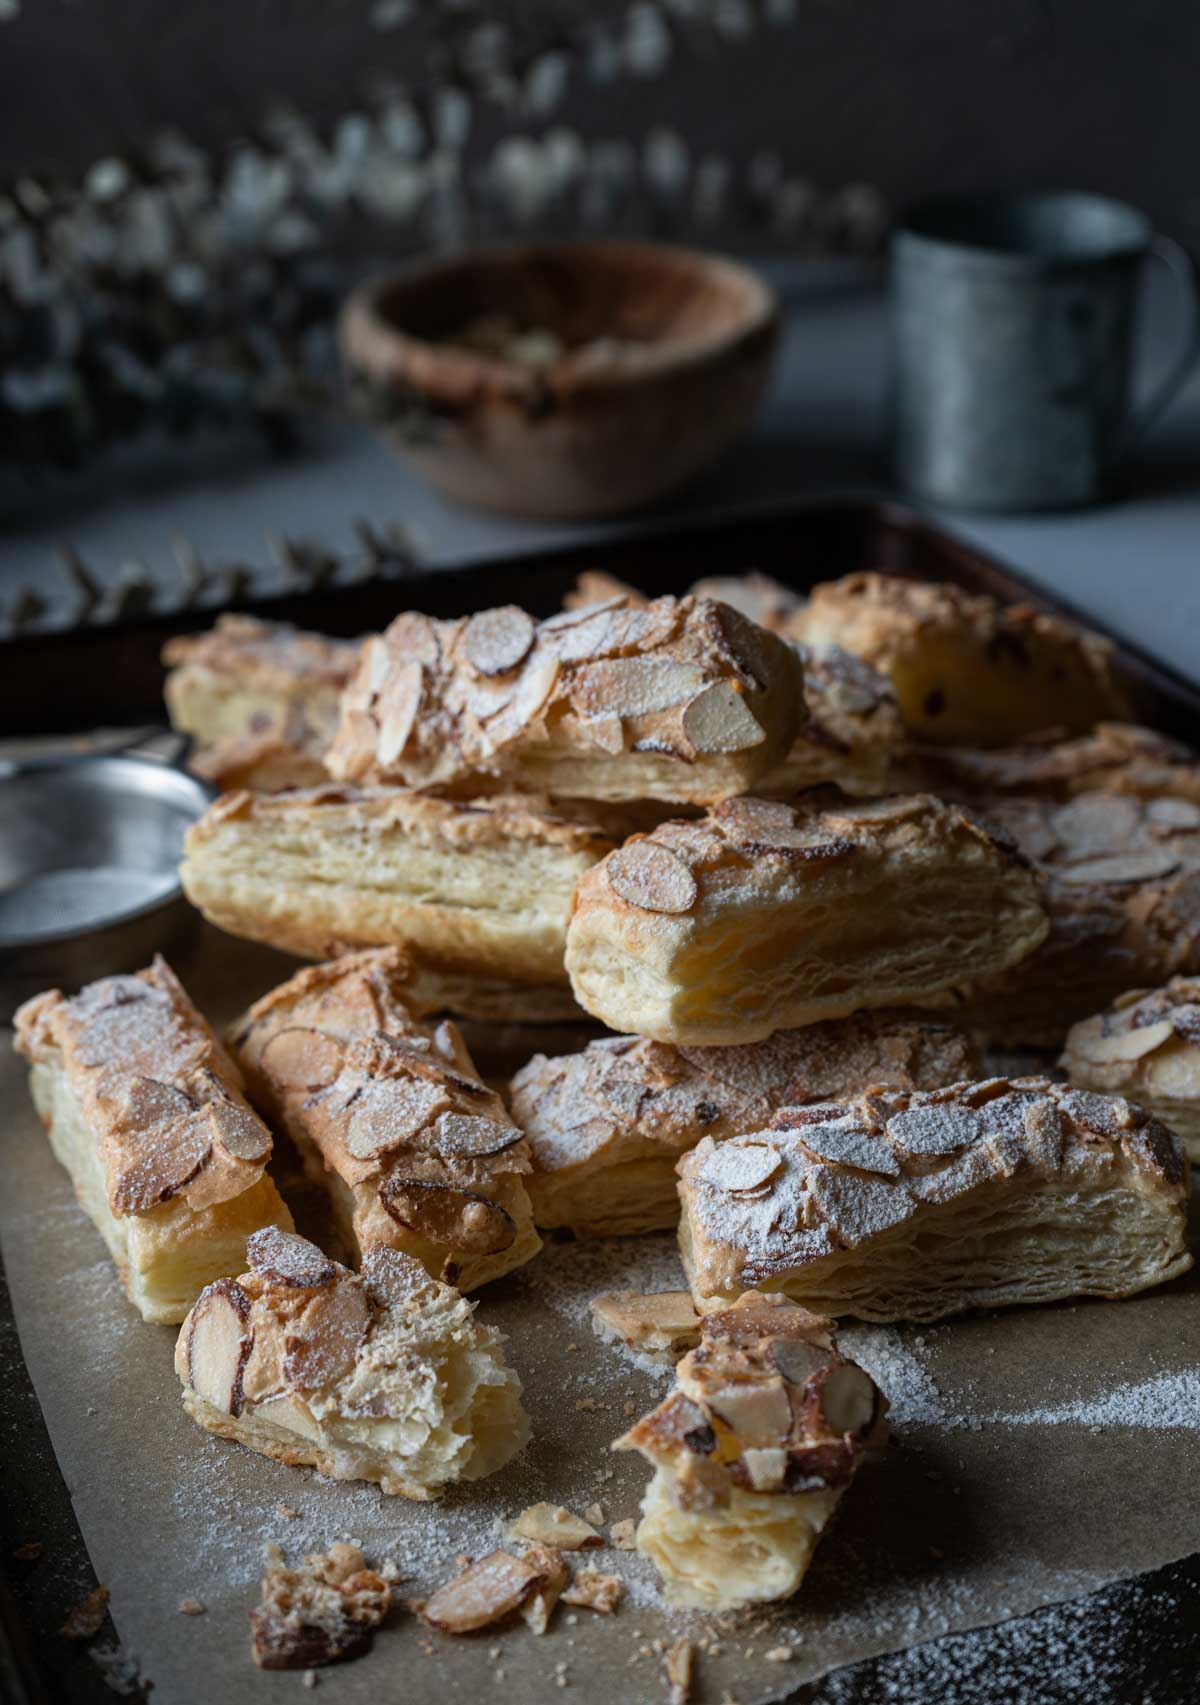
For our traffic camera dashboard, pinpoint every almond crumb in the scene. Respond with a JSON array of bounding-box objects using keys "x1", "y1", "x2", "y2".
[
  {"x1": 765, "y1": 1645, "x2": 793, "y2": 1662},
  {"x1": 177, "y1": 1598, "x2": 206, "y2": 1616},
  {"x1": 664, "y1": 1636, "x2": 694, "y2": 1703},
  {"x1": 12, "y1": 1543, "x2": 43, "y2": 1562},
  {"x1": 609, "y1": 1519, "x2": 638, "y2": 1551},
  {"x1": 275, "y1": 1503, "x2": 300, "y2": 1519}
]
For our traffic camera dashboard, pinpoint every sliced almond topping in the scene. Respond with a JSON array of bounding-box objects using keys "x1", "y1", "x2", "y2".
[
  {"x1": 344, "y1": 1077, "x2": 448, "y2": 1159},
  {"x1": 247, "y1": 1227, "x2": 337, "y2": 1289},
  {"x1": 785, "y1": 1116, "x2": 901, "y2": 1178},
  {"x1": 699, "y1": 1142, "x2": 782, "y2": 1194},
  {"x1": 112, "y1": 1112, "x2": 211, "y2": 1213},
  {"x1": 606, "y1": 840, "x2": 697, "y2": 914},
  {"x1": 122, "y1": 1075, "x2": 194, "y2": 1126},
  {"x1": 1173, "y1": 1003, "x2": 1200, "y2": 1044},
  {"x1": 1057, "y1": 851, "x2": 1180, "y2": 886},
  {"x1": 1148, "y1": 798, "x2": 1200, "y2": 829},
  {"x1": 375, "y1": 660, "x2": 424, "y2": 768},
  {"x1": 510, "y1": 1504, "x2": 602, "y2": 1551},
  {"x1": 379, "y1": 1176, "x2": 517, "y2": 1254},
  {"x1": 770, "y1": 1336, "x2": 832, "y2": 1387},
  {"x1": 464, "y1": 606, "x2": 536, "y2": 676},
  {"x1": 681, "y1": 680, "x2": 765, "y2": 754},
  {"x1": 207, "y1": 1094, "x2": 272, "y2": 1161},
  {"x1": 359, "y1": 1244, "x2": 429, "y2": 1305},
  {"x1": 574, "y1": 656, "x2": 708, "y2": 719},
  {"x1": 704, "y1": 1379, "x2": 792, "y2": 1446},
  {"x1": 886, "y1": 1103, "x2": 979, "y2": 1156},
  {"x1": 420, "y1": 1549, "x2": 541, "y2": 1633},
  {"x1": 283, "y1": 1279, "x2": 371, "y2": 1390},
  {"x1": 810, "y1": 1362, "x2": 877, "y2": 1435},
  {"x1": 561, "y1": 1569, "x2": 622, "y2": 1613},
  {"x1": 740, "y1": 1445, "x2": 788, "y2": 1490},
  {"x1": 258, "y1": 1027, "x2": 345, "y2": 1093},
  {"x1": 510, "y1": 647, "x2": 560, "y2": 724},
  {"x1": 185, "y1": 1278, "x2": 251, "y2": 1415},
  {"x1": 1076, "y1": 1017, "x2": 1175, "y2": 1064},
  {"x1": 430, "y1": 1112, "x2": 525, "y2": 1159}
]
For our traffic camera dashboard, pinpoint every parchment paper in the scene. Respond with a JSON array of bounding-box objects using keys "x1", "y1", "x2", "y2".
[{"x1": 2, "y1": 926, "x2": 1198, "y2": 1705}]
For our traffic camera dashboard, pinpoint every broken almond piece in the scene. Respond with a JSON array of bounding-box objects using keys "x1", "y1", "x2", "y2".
[
  {"x1": 682, "y1": 681, "x2": 765, "y2": 754},
  {"x1": 184, "y1": 1278, "x2": 251, "y2": 1416},
  {"x1": 420, "y1": 1550, "x2": 543, "y2": 1633},
  {"x1": 561, "y1": 1569, "x2": 623, "y2": 1614},
  {"x1": 664, "y1": 1636, "x2": 694, "y2": 1705},
  {"x1": 590, "y1": 1291, "x2": 701, "y2": 1365},
  {"x1": 510, "y1": 1503, "x2": 602, "y2": 1551},
  {"x1": 250, "y1": 1544, "x2": 391, "y2": 1669},
  {"x1": 518, "y1": 1544, "x2": 568, "y2": 1635}
]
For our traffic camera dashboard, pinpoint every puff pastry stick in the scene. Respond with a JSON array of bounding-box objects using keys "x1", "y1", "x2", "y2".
[
  {"x1": 677, "y1": 1078, "x2": 1191, "y2": 1321},
  {"x1": 325, "y1": 594, "x2": 806, "y2": 805},
  {"x1": 180, "y1": 784, "x2": 613, "y2": 993},
  {"x1": 614, "y1": 1294, "x2": 884, "y2": 1610},
  {"x1": 787, "y1": 571, "x2": 1130, "y2": 743},
  {"x1": 951, "y1": 792, "x2": 1200, "y2": 1045},
  {"x1": 164, "y1": 616, "x2": 359, "y2": 791},
  {"x1": 901, "y1": 723, "x2": 1200, "y2": 808},
  {"x1": 512, "y1": 1013, "x2": 981, "y2": 1237},
  {"x1": 176, "y1": 1231, "x2": 528, "y2": 1499},
  {"x1": 14, "y1": 958, "x2": 292, "y2": 1324},
  {"x1": 565, "y1": 793, "x2": 1048, "y2": 1046},
  {"x1": 1062, "y1": 976, "x2": 1200, "y2": 1161},
  {"x1": 231, "y1": 950, "x2": 541, "y2": 1291}
]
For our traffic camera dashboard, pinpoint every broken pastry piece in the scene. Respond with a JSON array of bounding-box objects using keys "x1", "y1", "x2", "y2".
[
  {"x1": 590, "y1": 1291, "x2": 701, "y2": 1366},
  {"x1": 13, "y1": 959, "x2": 291, "y2": 1325},
  {"x1": 180, "y1": 785, "x2": 612, "y2": 995},
  {"x1": 565, "y1": 794, "x2": 1047, "y2": 1045},
  {"x1": 614, "y1": 1294, "x2": 884, "y2": 1610},
  {"x1": 163, "y1": 615, "x2": 359, "y2": 791},
  {"x1": 177, "y1": 1231, "x2": 528, "y2": 1498},
  {"x1": 512, "y1": 1014, "x2": 981, "y2": 1236},
  {"x1": 677, "y1": 1079, "x2": 1192, "y2": 1321},
  {"x1": 231, "y1": 951, "x2": 541, "y2": 1290},
  {"x1": 251, "y1": 1541, "x2": 391, "y2": 1669},
  {"x1": 788, "y1": 571, "x2": 1130, "y2": 743},
  {"x1": 324, "y1": 594, "x2": 806, "y2": 805},
  {"x1": 954, "y1": 792, "x2": 1200, "y2": 1044},
  {"x1": 1062, "y1": 977, "x2": 1200, "y2": 1161}
]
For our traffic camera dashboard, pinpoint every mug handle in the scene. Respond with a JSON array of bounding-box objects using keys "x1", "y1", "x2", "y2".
[{"x1": 1118, "y1": 234, "x2": 1200, "y2": 454}]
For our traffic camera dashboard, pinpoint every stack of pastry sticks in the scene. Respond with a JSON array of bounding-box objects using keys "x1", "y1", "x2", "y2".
[{"x1": 15, "y1": 565, "x2": 1198, "y2": 1630}]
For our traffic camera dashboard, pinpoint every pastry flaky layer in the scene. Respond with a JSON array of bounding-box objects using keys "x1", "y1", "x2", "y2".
[
  {"x1": 231, "y1": 949, "x2": 541, "y2": 1292},
  {"x1": 614, "y1": 1293, "x2": 884, "y2": 1609},
  {"x1": 175, "y1": 1229, "x2": 528, "y2": 1500},
  {"x1": 324, "y1": 593, "x2": 806, "y2": 805},
  {"x1": 677, "y1": 1078, "x2": 1192, "y2": 1322},
  {"x1": 179, "y1": 783, "x2": 613, "y2": 992},
  {"x1": 163, "y1": 615, "x2": 360, "y2": 792},
  {"x1": 787, "y1": 571, "x2": 1129, "y2": 744},
  {"x1": 14, "y1": 957, "x2": 292, "y2": 1324},
  {"x1": 1062, "y1": 976, "x2": 1200, "y2": 1162},
  {"x1": 512, "y1": 1013, "x2": 981, "y2": 1238},
  {"x1": 949, "y1": 791, "x2": 1200, "y2": 1045},
  {"x1": 564, "y1": 792, "x2": 1048, "y2": 1046}
]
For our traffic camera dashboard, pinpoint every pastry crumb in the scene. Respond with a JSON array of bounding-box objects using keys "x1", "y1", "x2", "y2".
[
  {"x1": 765, "y1": 1644, "x2": 793, "y2": 1662},
  {"x1": 177, "y1": 1598, "x2": 207, "y2": 1616},
  {"x1": 609, "y1": 1518, "x2": 638, "y2": 1551},
  {"x1": 61, "y1": 1586, "x2": 109, "y2": 1640}
]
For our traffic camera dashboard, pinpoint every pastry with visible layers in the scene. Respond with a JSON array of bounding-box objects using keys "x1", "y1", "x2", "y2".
[
  {"x1": 1062, "y1": 977, "x2": 1200, "y2": 1160},
  {"x1": 614, "y1": 1293, "x2": 884, "y2": 1610},
  {"x1": 14, "y1": 959, "x2": 292, "y2": 1325},
  {"x1": 955, "y1": 792, "x2": 1200, "y2": 1044},
  {"x1": 176, "y1": 1230, "x2": 528, "y2": 1499},
  {"x1": 324, "y1": 595, "x2": 806, "y2": 805},
  {"x1": 180, "y1": 785, "x2": 612, "y2": 996},
  {"x1": 231, "y1": 951, "x2": 541, "y2": 1290},
  {"x1": 565, "y1": 794, "x2": 1047, "y2": 1045},
  {"x1": 164, "y1": 616, "x2": 359, "y2": 791},
  {"x1": 907, "y1": 723, "x2": 1200, "y2": 807},
  {"x1": 512, "y1": 1013, "x2": 980, "y2": 1236},
  {"x1": 677, "y1": 1078, "x2": 1191, "y2": 1320},
  {"x1": 788, "y1": 572, "x2": 1129, "y2": 743}
]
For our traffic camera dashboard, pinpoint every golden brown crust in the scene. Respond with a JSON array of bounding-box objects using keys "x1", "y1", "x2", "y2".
[
  {"x1": 1061, "y1": 975, "x2": 1200, "y2": 1159},
  {"x1": 14, "y1": 957, "x2": 275, "y2": 1218},
  {"x1": 324, "y1": 594, "x2": 806, "y2": 804},
  {"x1": 677, "y1": 1077, "x2": 1191, "y2": 1318},
  {"x1": 512, "y1": 1014, "x2": 981, "y2": 1235},
  {"x1": 952, "y1": 793, "x2": 1200, "y2": 1044},
  {"x1": 565, "y1": 793, "x2": 1048, "y2": 1044},
  {"x1": 230, "y1": 949, "x2": 541, "y2": 1290},
  {"x1": 787, "y1": 572, "x2": 1130, "y2": 742}
]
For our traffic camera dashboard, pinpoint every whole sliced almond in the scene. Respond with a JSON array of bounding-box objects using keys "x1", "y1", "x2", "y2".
[
  {"x1": 1057, "y1": 851, "x2": 1180, "y2": 886},
  {"x1": 606, "y1": 840, "x2": 697, "y2": 914},
  {"x1": 430, "y1": 1112, "x2": 525, "y2": 1159},
  {"x1": 376, "y1": 660, "x2": 424, "y2": 768},
  {"x1": 379, "y1": 1176, "x2": 517, "y2": 1254},
  {"x1": 1148, "y1": 798, "x2": 1200, "y2": 830},
  {"x1": 122, "y1": 1075, "x2": 194, "y2": 1127},
  {"x1": 1074, "y1": 1017, "x2": 1174, "y2": 1064},
  {"x1": 464, "y1": 607, "x2": 536, "y2": 676},
  {"x1": 699, "y1": 1142, "x2": 782, "y2": 1194},
  {"x1": 344, "y1": 1077, "x2": 448, "y2": 1159},
  {"x1": 112, "y1": 1112, "x2": 211, "y2": 1213},
  {"x1": 258, "y1": 1027, "x2": 345, "y2": 1093},
  {"x1": 788, "y1": 1117, "x2": 901, "y2": 1178},
  {"x1": 887, "y1": 1103, "x2": 978, "y2": 1156},
  {"x1": 681, "y1": 681, "x2": 765, "y2": 754},
  {"x1": 510, "y1": 647, "x2": 560, "y2": 725},
  {"x1": 248, "y1": 1226, "x2": 337, "y2": 1289},
  {"x1": 420, "y1": 1549, "x2": 542, "y2": 1633},
  {"x1": 359, "y1": 1244, "x2": 428, "y2": 1305},
  {"x1": 185, "y1": 1278, "x2": 251, "y2": 1415},
  {"x1": 207, "y1": 1094, "x2": 272, "y2": 1161},
  {"x1": 283, "y1": 1279, "x2": 372, "y2": 1389},
  {"x1": 574, "y1": 656, "x2": 707, "y2": 719}
]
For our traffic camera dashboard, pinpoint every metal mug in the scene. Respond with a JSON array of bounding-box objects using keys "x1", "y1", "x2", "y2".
[{"x1": 890, "y1": 190, "x2": 1200, "y2": 511}]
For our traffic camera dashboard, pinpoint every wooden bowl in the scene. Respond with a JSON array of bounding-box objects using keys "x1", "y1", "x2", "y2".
[{"x1": 339, "y1": 241, "x2": 779, "y2": 519}]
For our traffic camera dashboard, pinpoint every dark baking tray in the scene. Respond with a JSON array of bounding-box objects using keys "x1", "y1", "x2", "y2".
[
  {"x1": 3, "y1": 496, "x2": 1199, "y2": 1705},
  {"x1": 4, "y1": 496, "x2": 1200, "y2": 740}
]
